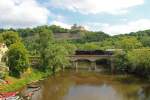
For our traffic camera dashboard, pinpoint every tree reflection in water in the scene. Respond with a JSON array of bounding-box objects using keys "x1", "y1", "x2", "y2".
[{"x1": 23, "y1": 71, "x2": 150, "y2": 100}]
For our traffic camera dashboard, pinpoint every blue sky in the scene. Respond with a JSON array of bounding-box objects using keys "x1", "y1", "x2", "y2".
[{"x1": 0, "y1": 0, "x2": 150, "y2": 35}]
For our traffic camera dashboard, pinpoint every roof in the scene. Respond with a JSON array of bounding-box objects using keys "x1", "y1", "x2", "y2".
[{"x1": 75, "y1": 50, "x2": 113, "y2": 55}]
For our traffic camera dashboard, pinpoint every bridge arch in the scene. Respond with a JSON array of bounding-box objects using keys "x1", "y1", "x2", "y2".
[{"x1": 69, "y1": 50, "x2": 115, "y2": 72}]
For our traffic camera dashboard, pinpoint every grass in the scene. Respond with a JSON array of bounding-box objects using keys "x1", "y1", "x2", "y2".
[{"x1": 0, "y1": 68, "x2": 51, "y2": 92}]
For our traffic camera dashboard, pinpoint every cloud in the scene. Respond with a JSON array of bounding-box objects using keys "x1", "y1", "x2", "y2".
[
  {"x1": 50, "y1": 0, "x2": 144, "y2": 14},
  {"x1": 50, "y1": 21, "x2": 71, "y2": 29},
  {"x1": 0, "y1": 0, "x2": 49, "y2": 28},
  {"x1": 97, "y1": 19, "x2": 150, "y2": 35}
]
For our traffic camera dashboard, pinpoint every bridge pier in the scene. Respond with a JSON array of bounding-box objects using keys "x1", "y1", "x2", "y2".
[
  {"x1": 91, "y1": 61, "x2": 97, "y2": 71},
  {"x1": 75, "y1": 61, "x2": 78, "y2": 72},
  {"x1": 111, "y1": 57, "x2": 115, "y2": 73},
  {"x1": 62, "y1": 65, "x2": 65, "y2": 72},
  {"x1": 88, "y1": 65, "x2": 91, "y2": 71}
]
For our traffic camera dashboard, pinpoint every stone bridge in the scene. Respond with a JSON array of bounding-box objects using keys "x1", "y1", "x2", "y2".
[{"x1": 69, "y1": 50, "x2": 115, "y2": 72}]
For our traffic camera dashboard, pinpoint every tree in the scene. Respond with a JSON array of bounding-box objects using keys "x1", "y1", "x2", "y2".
[
  {"x1": 2, "y1": 31, "x2": 21, "y2": 47},
  {"x1": 140, "y1": 36, "x2": 150, "y2": 47},
  {"x1": 0, "y1": 34, "x2": 3, "y2": 43},
  {"x1": 127, "y1": 49, "x2": 150, "y2": 76},
  {"x1": 114, "y1": 50, "x2": 128, "y2": 71},
  {"x1": 38, "y1": 29, "x2": 54, "y2": 71},
  {"x1": 7, "y1": 42, "x2": 29, "y2": 77},
  {"x1": 78, "y1": 43, "x2": 100, "y2": 50},
  {"x1": 80, "y1": 31, "x2": 110, "y2": 43},
  {"x1": 49, "y1": 25, "x2": 69, "y2": 33},
  {"x1": 38, "y1": 29, "x2": 70, "y2": 73},
  {"x1": 56, "y1": 40, "x2": 77, "y2": 55},
  {"x1": 43, "y1": 43, "x2": 69, "y2": 73},
  {"x1": 115, "y1": 37, "x2": 142, "y2": 50}
]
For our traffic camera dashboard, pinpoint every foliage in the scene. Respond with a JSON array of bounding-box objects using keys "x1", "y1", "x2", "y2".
[
  {"x1": 7, "y1": 42, "x2": 29, "y2": 77},
  {"x1": 140, "y1": 36, "x2": 150, "y2": 47},
  {"x1": 0, "y1": 34, "x2": 4, "y2": 43},
  {"x1": 0, "y1": 69, "x2": 50, "y2": 92},
  {"x1": 49, "y1": 25, "x2": 69, "y2": 33},
  {"x1": 43, "y1": 43, "x2": 69, "y2": 73},
  {"x1": 77, "y1": 43, "x2": 101, "y2": 50},
  {"x1": 56, "y1": 40, "x2": 77, "y2": 55},
  {"x1": 0, "y1": 71, "x2": 7, "y2": 79},
  {"x1": 23, "y1": 34, "x2": 40, "y2": 55},
  {"x1": 38, "y1": 29, "x2": 54, "y2": 70},
  {"x1": 127, "y1": 49, "x2": 150, "y2": 76},
  {"x1": 2, "y1": 31, "x2": 21, "y2": 47},
  {"x1": 114, "y1": 50, "x2": 128, "y2": 71},
  {"x1": 115, "y1": 37, "x2": 143, "y2": 50},
  {"x1": 77, "y1": 31, "x2": 110, "y2": 43},
  {"x1": 38, "y1": 29, "x2": 70, "y2": 72}
]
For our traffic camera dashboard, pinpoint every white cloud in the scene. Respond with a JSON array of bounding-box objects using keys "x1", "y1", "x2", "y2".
[
  {"x1": 50, "y1": 21, "x2": 71, "y2": 29},
  {"x1": 89, "y1": 19, "x2": 150, "y2": 35},
  {"x1": 50, "y1": 0, "x2": 144, "y2": 14},
  {"x1": 0, "y1": 0, "x2": 49, "y2": 28}
]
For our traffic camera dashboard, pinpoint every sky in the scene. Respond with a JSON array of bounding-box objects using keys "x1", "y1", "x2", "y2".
[{"x1": 0, "y1": 0, "x2": 150, "y2": 35}]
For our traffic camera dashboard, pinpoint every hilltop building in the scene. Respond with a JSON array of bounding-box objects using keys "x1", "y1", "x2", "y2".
[{"x1": 71, "y1": 24, "x2": 86, "y2": 31}]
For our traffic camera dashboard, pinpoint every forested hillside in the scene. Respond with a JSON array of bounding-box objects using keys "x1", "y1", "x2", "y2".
[{"x1": 0, "y1": 25, "x2": 150, "y2": 51}]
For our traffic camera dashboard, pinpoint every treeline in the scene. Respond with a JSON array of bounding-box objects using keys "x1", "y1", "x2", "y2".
[
  {"x1": 0, "y1": 27, "x2": 76, "y2": 77},
  {"x1": 0, "y1": 25, "x2": 150, "y2": 78}
]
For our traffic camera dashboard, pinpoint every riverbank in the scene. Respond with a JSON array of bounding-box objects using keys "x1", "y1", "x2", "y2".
[{"x1": 0, "y1": 68, "x2": 51, "y2": 92}]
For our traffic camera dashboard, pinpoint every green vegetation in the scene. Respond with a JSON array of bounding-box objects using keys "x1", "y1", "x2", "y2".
[
  {"x1": 0, "y1": 25, "x2": 150, "y2": 92},
  {"x1": 37, "y1": 28, "x2": 71, "y2": 73},
  {"x1": 2, "y1": 31, "x2": 21, "y2": 47},
  {"x1": 79, "y1": 31, "x2": 110, "y2": 43},
  {"x1": 0, "y1": 69, "x2": 50, "y2": 92},
  {"x1": 115, "y1": 37, "x2": 142, "y2": 50},
  {"x1": 127, "y1": 49, "x2": 150, "y2": 76},
  {"x1": 7, "y1": 42, "x2": 29, "y2": 77}
]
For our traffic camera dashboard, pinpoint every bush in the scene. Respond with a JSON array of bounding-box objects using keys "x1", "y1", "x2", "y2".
[
  {"x1": 127, "y1": 49, "x2": 150, "y2": 77},
  {"x1": 0, "y1": 71, "x2": 7, "y2": 79},
  {"x1": 114, "y1": 50, "x2": 129, "y2": 72},
  {"x1": 7, "y1": 42, "x2": 29, "y2": 77}
]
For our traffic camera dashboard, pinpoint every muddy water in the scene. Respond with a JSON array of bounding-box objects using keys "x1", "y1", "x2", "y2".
[{"x1": 22, "y1": 70, "x2": 150, "y2": 100}]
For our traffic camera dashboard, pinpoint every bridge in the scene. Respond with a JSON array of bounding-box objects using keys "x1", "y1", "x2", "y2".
[
  {"x1": 29, "y1": 50, "x2": 115, "y2": 72},
  {"x1": 69, "y1": 50, "x2": 115, "y2": 72}
]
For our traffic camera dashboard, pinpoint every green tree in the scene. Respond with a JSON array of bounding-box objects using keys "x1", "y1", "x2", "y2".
[
  {"x1": 80, "y1": 31, "x2": 109, "y2": 43},
  {"x1": 38, "y1": 29, "x2": 54, "y2": 71},
  {"x1": 115, "y1": 37, "x2": 142, "y2": 50},
  {"x1": 127, "y1": 49, "x2": 150, "y2": 76},
  {"x1": 44, "y1": 43, "x2": 69, "y2": 73},
  {"x1": 114, "y1": 50, "x2": 128, "y2": 71},
  {"x1": 2, "y1": 31, "x2": 21, "y2": 47},
  {"x1": 140, "y1": 36, "x2": 150, "y2": 47},
  {"x1": 78, "y1": 43, "x2": 100, "y2": 50},
  {"x1": 56, "y1": 40, "x2": 76, "y2": 55},
  {"x1": 38, "y1": 29, "x2": 70, "y2": 73},
  {"x1": 7, "y1": 42, "x2": 29, "y2": 77},
  {"x1": 0, "y1": 34, "x2": 3, "y2": 43}
]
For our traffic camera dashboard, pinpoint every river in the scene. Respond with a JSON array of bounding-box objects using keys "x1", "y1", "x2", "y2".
[{"x1": 21, "y1": 70, "x2": 150, "y2": 100}]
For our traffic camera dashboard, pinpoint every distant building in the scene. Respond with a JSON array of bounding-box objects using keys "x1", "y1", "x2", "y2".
[
  {"x1": 0, "y1": 43, "x2": 8, "y2": 63},
  {"x1": 71, "y1": 24, "x2": 86, "y2": 31}
]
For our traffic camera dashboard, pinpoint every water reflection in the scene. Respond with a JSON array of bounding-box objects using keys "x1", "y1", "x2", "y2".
[
  {"x1": 23, "y1": 71, "x2": 150, "y2": 100},
  {"x1": 63, "y1": 84, "x2": 122, "y2": 100}
]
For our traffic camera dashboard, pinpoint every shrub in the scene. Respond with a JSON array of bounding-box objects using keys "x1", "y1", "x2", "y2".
[
  {"x1": 127, "y1": 49, "x2": 150, "y2": 76},
  {"x1": 7, "y1": 42, "x2": 29, "y2": 77}
]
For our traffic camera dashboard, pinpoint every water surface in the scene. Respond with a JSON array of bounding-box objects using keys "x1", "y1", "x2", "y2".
[{"x1": 22, "y1": 70, "x2": 150, "y2": 100}]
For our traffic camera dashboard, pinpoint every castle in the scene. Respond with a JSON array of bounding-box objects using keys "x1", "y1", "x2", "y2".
[{"x1": 71, "y1": 24, "x2": 85, "y2": 31}]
